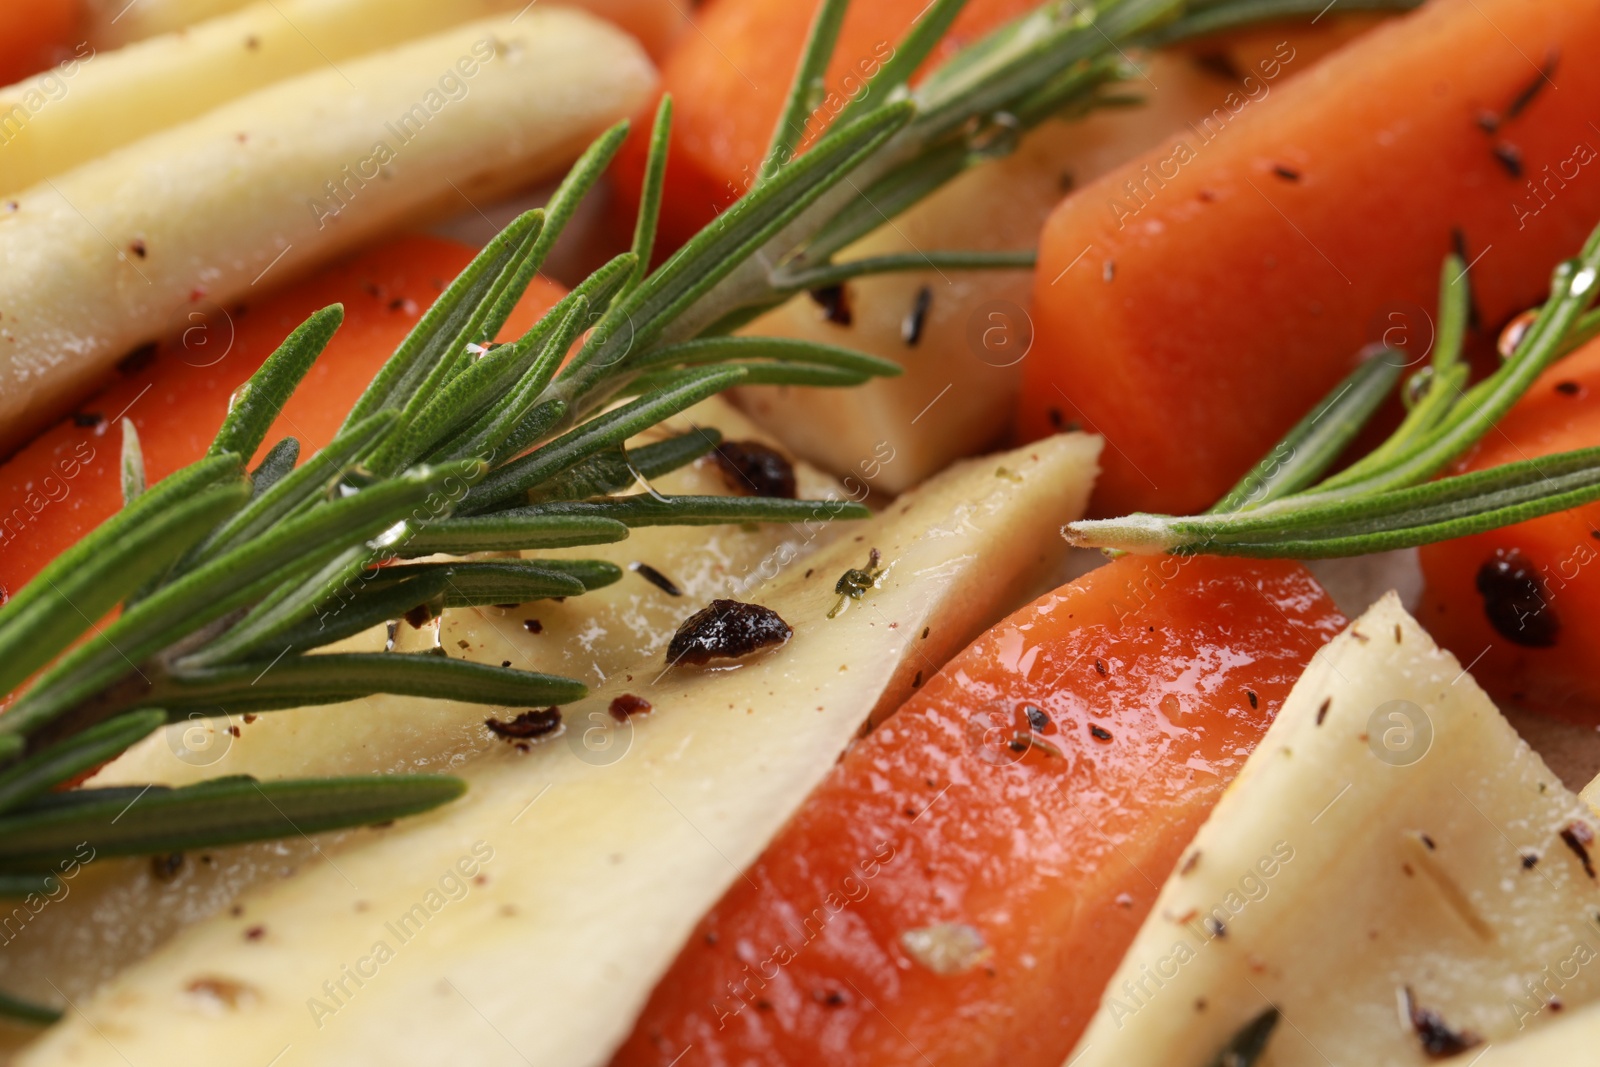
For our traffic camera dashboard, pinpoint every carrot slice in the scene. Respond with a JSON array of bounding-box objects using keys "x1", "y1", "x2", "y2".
[
  {"x1": 0, "y1": 0, "x2": 81, "y2": 86},
  {"x1": 610, "y1": 554, "x2": 1345, "y2": 1067},
  {"x1": 612, "y1": 0, "x2": 1038, "y2": 254},
  {"x1": 1418, "y1": 337, "x2": 1600, "y2": 724},
  {"x1": 0, "y1": 234, "x2": 564, "y2": 600},
  {"x1": 1019, "y1": 0, "x2": 1600, "y2": 517}
]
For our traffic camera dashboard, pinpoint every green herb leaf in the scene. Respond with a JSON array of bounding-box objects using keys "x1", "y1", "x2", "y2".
[
  {"x1": 342, "y1": 211, "x2": 543, "y2": 428},
  {"x1": 152, "y1": 654, "x2": 586, "y2": 716},
  {"x1": 119, "y1": 418, "x2": 145, "y2": 505},
  {"x1": 399, "y1": 513, "x2": 631, "y2": 557},
  {"x1": 0, "y1": 711, "x2": 166, "y2": 816},
  {"x1": 526, "y1": 428, "x2": 722, "y2": 504},
  {"x1": 466, "y1": 367, "x2": 749, "y2": 511},
  {"x1": 517, "y1": 495, "x2": 872, "y2": 528},
  {"x1": 248, "y1": 437, "x2": 301, "y2": 499},
  {"x1": 0, "y1": 776, "x2": 467, "y2": 872},
  {"x1": 209, "y1": 305, "x2": 342, "y2": 462},
  {"x1": 0, "y1": 874, "x2": 62, "y2": 898},
  {"x1": 627, "y1": 95, "x2": 675, "y2": 293},
  {"x1": 356, "y1": 560, "x2": 589, "y2": 605},
  {"x1": 763, "y1": 0, "x2": 852, "y2": 177}
]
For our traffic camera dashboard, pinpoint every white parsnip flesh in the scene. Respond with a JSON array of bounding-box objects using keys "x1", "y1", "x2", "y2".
[
  {"x1": 83, "y1": 0, "x2": 253, "y2": 46},
  {"x1": 7, "y1": 0, "x2": 688, "y2": 196},
  {"x1": 733, "y1": 54, "x2": 1242, "y2": 494},
  {"x1": 1466, "y1": 997, "x2": 1600, "y2": 1063},
  {"x1": 3, "y1": 0, "x2": 560, "y2": 197},
  {"x1": 98, "y1": 399, "x2": 848, "y2": 786},
  {"x1": 81, "y1": 0, "x2": 688, "y2": 58},
  {"x1": 1068, "y1": 594, "x2": 1600, "y2": 1067},
  {"x1": 0, "y1": 398, "x2": 837, "y2": 1046},
  {"x1": 18, "y1": 433, "x2": 1101, "y2": 1067},
  {"x1": 0, "y1": 8, "x2": 655, "y2": 456}
]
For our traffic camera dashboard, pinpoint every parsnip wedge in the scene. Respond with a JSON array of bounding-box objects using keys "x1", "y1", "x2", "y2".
[
  {"x1": 0, "y1": 8, "x2": 654, "y2": 457},
  {"x1": 84, "y1": 0, "x2": 252, "y2": 46},
  {"x1": 0, "y1": 397, "x2": 842, "y2": 1051},
  {"x1": 95, "y1": 398, "x2": 847, "y2": 786},
  {"x1": 4, "y1": 0, "x2": 548, "y2": 197},
  {"x1": 18, "y1": 433, "x2": 1100, "y2": 1067},
  {"x1": 1068, "y1": 594, "x2": 1600, "y2": 1067},
  {"x1": 1467, "y1": 997, "x2": 1600, "y2": 1063},
  {"x1": 81, "y1": 0, "x2": 688, "y2": 59},
  {"x1": 8, "y1": 0, "x2": 686, "y2": 196}
]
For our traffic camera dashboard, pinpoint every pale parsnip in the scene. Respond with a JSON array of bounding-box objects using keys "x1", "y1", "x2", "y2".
[
  {"x1": 1469, "y1": 996, "x2": 1600, "y2": 1063},
  {"x1": 1069, "y1": 595, "x2": 1600, "y2": 1067},
  {"x1": 3, "y1": 0, "x2": 554, "y2": 197},
  {"x1": 81, "y1": 0, "x2": 688, "y2": 58},
  {"x1": 733, "y1": 54, "x2": 1239, "y2": 495},
  {"x1": 0, "y1": 8, "x2": 654, "y2": 457},
  {"x1": 18, "y1": 433, "x2": 1101, "y2": 1067},
  {"x1": 0, "y1": 398, "x2": 841, "y2": 1055},
  {"x1": 84, "y1": 0, "x2": 252, "y2": 47},
  {"x1": 97, "y1": 399, "x2": 848, "y2": 787}
]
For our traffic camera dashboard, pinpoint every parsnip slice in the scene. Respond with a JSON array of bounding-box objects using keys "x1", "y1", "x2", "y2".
[
  {"x1": 0, "y1": 398, "x2": 839, "y2": 1052},
  {"x1": 1068, "y1": 594, "x2": 1600, "y2": 1067},
  {"x1": 19, "y1": 433, "x2": 1100, "y2": 1066},
  {"x1": 4, "y1": 0, "x2": 517, "y2": 197},
  {"x1": 1467, "y1": 997, "x2": 1600, "y2": 1063},
  {"x1": 84, "y1": 0, "x2": 253, "y2": 46},
  {"x1": 81, "y1": 0, "x2": 687, "y2": 59},
  {"x1": 1445, "y1": 769, "x2": 1600, "y2": 1063},
  {"x1": 0, "y1": 8, "x2": 654, "y2": 456},
  {"x1": 5, "y1": 0, "x2": 688, "y2": 196},
  {"x1": 95, "y1": 398, "x2": 847, "y2": 787}
]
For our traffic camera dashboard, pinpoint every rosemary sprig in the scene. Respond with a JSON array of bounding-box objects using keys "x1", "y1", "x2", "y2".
[
  {"x1": 0, "y1": 0, "x2": 1420, "y2": 1024},
  {"x1": 1066, "y1": 222, "x2": 1600, "y2": 557}
]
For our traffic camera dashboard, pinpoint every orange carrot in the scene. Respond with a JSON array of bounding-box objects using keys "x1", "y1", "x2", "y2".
[
  {"x1": 1418, "y1": 337, "x2": 1600, "y2": 723},
  {"x1": 1019, "y1": 0, "x2": 1600, "y2": 517},
  {"x1": 610, "y1": 555, "x2": 1344, "y2": 1067},
  {"x1": 0, "y1": 234, "x2": 565, "y2": 601},
  {"x1": 0, "y1": 0, "x2": 81, "y2": 87}
]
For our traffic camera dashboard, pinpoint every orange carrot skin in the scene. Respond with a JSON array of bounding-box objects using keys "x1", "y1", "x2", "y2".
[
  {"x1": 0, "y1": 0, "x2": 81, "y2": 86},
  {"x1": 1019, "y1": 0, "x2": 1600, "y2": 518},
  {"x1": 1419, "y1": 338, "x2": 1600, "y2": 724},
  {"x1": 0, "y1": 235, "x2": 564, "y2": 600},
  {"x1": 612, "y1": 0, "x2": 1038, "y2": 254},
  {"x1": 610, "y1": 556, "x2": 1345, "y2": 1067}
]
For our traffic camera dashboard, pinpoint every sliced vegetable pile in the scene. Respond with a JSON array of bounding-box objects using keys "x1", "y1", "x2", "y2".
[
  {"x1": 0, "y1": 0, "x2": 1379, "y2": 1026},
  {"x1": 6, "y1": 0, "x2": 1600, "y2": 1059}
]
